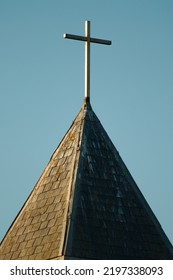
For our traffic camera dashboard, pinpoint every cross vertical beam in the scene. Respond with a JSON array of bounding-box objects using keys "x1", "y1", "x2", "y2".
[
  {"x1": 64, "y1": 21, "x2": 112, "y2": 101},
  {"x1": 85, "y1": 21, "x2": 90, "y2": 99}
]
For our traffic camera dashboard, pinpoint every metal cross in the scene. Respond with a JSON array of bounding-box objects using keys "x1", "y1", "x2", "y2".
[{"x1": 64, "y1": 21, "x2": 112, "y2": 100}]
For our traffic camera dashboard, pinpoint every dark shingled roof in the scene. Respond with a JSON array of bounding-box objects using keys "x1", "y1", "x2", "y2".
[{"x1": 0, "y1": 98, "x2": 173, "y2": 259}]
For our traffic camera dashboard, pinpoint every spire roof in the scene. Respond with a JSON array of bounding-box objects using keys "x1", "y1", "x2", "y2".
[{"x1": 0, "y1": 98, "x2": 173, "y2": 259}]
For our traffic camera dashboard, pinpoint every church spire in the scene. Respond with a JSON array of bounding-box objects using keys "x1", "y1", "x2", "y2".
[
  {"x1": 63, "y1": 20, "x2": 112, "y2": 101},
  {"x1": 0, "y1": 22, "x2": 172, "y2": 260}
]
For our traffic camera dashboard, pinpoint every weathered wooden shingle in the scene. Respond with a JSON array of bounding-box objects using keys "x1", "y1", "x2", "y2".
[{"x1": 0, "y1": 98, "x2": 173, "y2": 259}]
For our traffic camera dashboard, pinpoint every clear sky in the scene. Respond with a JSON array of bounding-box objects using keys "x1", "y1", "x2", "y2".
[{"x1": 0, "y1": 0, "x2": 173, "y2": 245}]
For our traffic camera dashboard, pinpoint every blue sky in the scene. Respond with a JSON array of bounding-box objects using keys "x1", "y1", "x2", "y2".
[{"x1": 0, "y1": 0, "x2": 173, "y2": 245}]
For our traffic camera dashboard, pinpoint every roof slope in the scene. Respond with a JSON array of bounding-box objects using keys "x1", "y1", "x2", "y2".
[
  {"x1": 0, "y1": 102, "x2": 85, "y2": 260},
  {"x1": 0, "y1": 99, "x2": 173, "y2": 259},
  {"x1": 64, "y1": 100, "x2": 173, "y2": 259}
]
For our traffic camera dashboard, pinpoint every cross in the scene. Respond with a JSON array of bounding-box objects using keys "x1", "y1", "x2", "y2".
[{"x1": 64, "y1": 21, "x2": 112, "y2": 100}]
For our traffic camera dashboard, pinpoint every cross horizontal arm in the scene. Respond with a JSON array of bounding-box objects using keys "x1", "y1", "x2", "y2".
[
  {"x1": 64, "y1": 33, "x2": 112, "y2": 45},
  {"x1": 91, "y1": 37, "x2": 112, "y2": 45}
]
